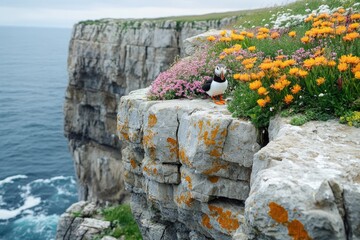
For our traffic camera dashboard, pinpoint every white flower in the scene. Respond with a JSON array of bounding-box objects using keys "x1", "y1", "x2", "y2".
[
  {"x1": 305, "y1": 9, "x2": 311, "y2": 12},
  {"x1": 319, "y1": 93, "x2": 324, "y2": 97},
  {"x1": 270, "y1": 107, "x2": 274, "y2": 112}
]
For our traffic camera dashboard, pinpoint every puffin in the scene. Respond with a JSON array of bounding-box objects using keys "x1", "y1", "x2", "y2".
[{"x1": 202, "y1": 64, "x2": 228, "y2": 105}]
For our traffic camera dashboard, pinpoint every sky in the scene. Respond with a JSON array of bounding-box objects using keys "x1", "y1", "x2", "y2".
[{"x1": 0, "y1": 0, "x2": 297, "y2": 28}]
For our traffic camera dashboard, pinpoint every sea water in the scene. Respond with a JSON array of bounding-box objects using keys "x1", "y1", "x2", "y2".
[{"x1": 0, "y1": 26, "x2": 78, "y2": 240}]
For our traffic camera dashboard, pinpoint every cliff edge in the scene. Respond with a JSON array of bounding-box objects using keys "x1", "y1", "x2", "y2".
[{"x1": 63, "y1": 17, "x2": 236, "y2": 203}]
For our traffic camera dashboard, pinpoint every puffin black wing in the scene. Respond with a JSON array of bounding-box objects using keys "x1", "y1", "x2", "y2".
[{"x1": 202, "y1": 79, "x2": 212, "y2": 91}]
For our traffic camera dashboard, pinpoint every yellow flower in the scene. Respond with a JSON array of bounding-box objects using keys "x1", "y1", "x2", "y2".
[
  {"x1": 248, "y1": 46, "x2": 256, "y2": 52},
  {"x1": 239, "y1": 73, "x2": 251, "y2": 82},
  {"x1": 289, "y1": 68, "x2": 299, "y2": 75},
  {"x1": 303, "y1": 59, "x2": 316, "y2": 68},
  {"x1": 257, "y1": 99, "x2": 267, "y2": 107},
  {"x1": 231, "y1": 33, "x2": 245, "y2": 41},
  {"x1": 355, "y1": 71, "x2": 360, "y2": 79},
  {"x1": 288, "y1": 31, "x2": 296, "y2": 38},
  {"x1": 351, "y1": 13, "x2": 360, "y2": 20},
  {"x1": 249, "y1": 80, "x2": 262, "y2": 90},
  {"x1": 242, "y1": 57, "x2": 257, "y2": 65},
  {"x1": 349, "y1": 23, "x2": 360, "y2": 30},
  {"x1": 291, "y1": 84, "x2": 302, "y2": 94},
  {"x1": 219, "y1": 55, "x2": 225, "y2": 60},
  {"x1": 207, "y1": 36, "x2": 216, "y2": 41},
  {"x1": 259, "y1": 62, "x2": 273, "y2": 71},
  {"x1": 246, "y1": 32, "x2": 254, "y2": 38},
  {"x1": 338, "y1": 63, "x2": 348, "y2": 72},
  {"x1": 257, "y1": 87, "x2": 268, "y2": 95},
  {"x1": 343, "y1": 32, "x2": 359, "y2": 41},
  {"x1": 245, "y1": 64, "x2": 254, "y2": 69},
  {"x1": 352, "y1": 63, "x2": 360, "y2": 73},
  {"x1": 257, "y1": 71, "x2": 266, "y2": 79},
  {"x1": 233, "y1": 73, "x2": 240, "y2": 80},
  {"x1": 298, "y1": 70, "x2": 309, "y2": 77},
  {"x1": 284, "y1": 94, "x2": 294, "y2": 104},
  {"x1": 328, "y1": 60, "x2": 336, "y2": 67},
  {"x1": 338, "y1": 8, "x2": 346, "y2": 14},
  {"x1": 220, "y1": 37, "x2": 232, "y2": 42},
  {"x1": 236, "y1": 56, "x2": 244, "y2": 60},
  {"x1": 316, "y1": 77, "x2": 326, "y2": 86},
  {"x1": 301, "y1": 36, "x2": 310, "y2": 43},
  {"x1": 258, "y1": 27, "x2": 270, "y2": 33},
  {"x1": 271, "y1": 82, "x2": 285, "y2": 91},
  {"x1": 220, "y1": 30, "x2": 227, "y2": 36},
  {"x1": 335, "y1": 26, "x2": 347, "y2": 35}
]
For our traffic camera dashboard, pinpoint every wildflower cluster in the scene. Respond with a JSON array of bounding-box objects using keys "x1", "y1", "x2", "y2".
[
  {"x1": 148, "y1": 48, "x2": 217, "y2": 100},
  {"x1": 208, "y1": 6, "x2": 360, "y2": 127}
]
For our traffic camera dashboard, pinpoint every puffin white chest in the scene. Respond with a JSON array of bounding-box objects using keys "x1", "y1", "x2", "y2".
[{"x1": 206, "y1": 80, "x2": 228, "y2": 97}]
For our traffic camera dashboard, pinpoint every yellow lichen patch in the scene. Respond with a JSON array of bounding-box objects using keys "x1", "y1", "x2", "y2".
[
  {"x1": 167, "y1": 137, "x2": 178, "y2": 159},
  {"x1": 153, "y1": 168, "x2": 158, "y2": 175},
  {"x1": 208, "y1": 205, "x2": 240, "y2": 232},
  {"x1": 184, "y1": 175, "x2": 193, "y2": 190},
  {"x1": 208, "y1": 176, "x2": 220, "y2": 183},
  {"x1": 210, "y1": 149, "x2": 222, "y2": 158},
  {"x1": 130, "y1": 159, "x2": 137, "y2": 169},
  {"x1": 288, "y1": 220, "x2": 312, "y2": 240},
  {"x1": 175, "y1": 192, "x2": 194, "y2": 207},
  {"x1": 268, "y1": 202, "x2": 289, "y2": 224},
  {"x1": 143, "y1": 166, "x2": 151, "y2": 175},
  {"x1": 198, "y1": 120, "x2": 204, "y2": 132},
  {"x1": 202, "y1": 161, "x2": 229, "y2": 175},
  {"x1": 202, "y1": 214, "x2": 213, "y2": 229},
  {"x1": 121, "y1": 132, "x2": 130, "y2": 141},
  {"x1": 179, "y1": 148, "x2": 193, "y2": 167},
  {"x1": 148, "y1": 114, "x2": 157, "y2": 127}
]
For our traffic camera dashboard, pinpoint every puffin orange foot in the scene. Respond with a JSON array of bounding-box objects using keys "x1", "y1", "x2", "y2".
[{"x1": 214, "y1": 101, "x2": 226, "y2": 105}]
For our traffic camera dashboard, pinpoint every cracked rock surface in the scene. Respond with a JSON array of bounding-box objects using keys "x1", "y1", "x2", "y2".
[{"x1": 118, "y1": 89, "x2": 360, "y2": 240}]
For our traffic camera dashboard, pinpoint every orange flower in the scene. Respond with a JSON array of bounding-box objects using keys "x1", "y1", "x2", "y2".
[
  {"x1": 238, "y1": 73, "x2": 251, "y2": 82},
  {"x1": 257, "y1": 87, "x2": 268, "y2": 95},
  {"x1": 349, "y1": 23, "x2": 360, "y2": 30},
  {"x1": 246, "y1": 32, "x2": 254, "y2": 38},
  {"x1": 249, "y1": 80, "x2": 262, "y2": 90},
  {"x1": 355, "y1": 71, "x2": 360, "y2": 79},
  {"x1": 233, "y1": 74, "x2": 240, "y2": 80},
  {"x1": 316, "y1": 77, "x2": 326, "y2": 86},
  {"x1": 351, "y1": 13, "x2": 360, "y2": 20},
  {"x1": 343, "y1": 32, "x2": 359, "y2": 41},
  {"x1": 219, "y1": 55, "x2": 225, "y2": 60},
  {"x1": 335, "y1": 26, "x2": 347, "y2": 35},
  {"x1": 289, "y1": 68, "x2": 299, "y2": 75},
  {"x1": 231, "y1": 33, "x2": 245, "y2": 41},
  {"x1": 301, "y1": 36, "x2": 310, "y2": 43},
  {"x1": 207, "y1": 36, "x2": 216, "y2": 41},
  {"x1": 219, "y1": 37, "x2": 232, "y2": 42},
  {"x1": 245, "y1": 64, "x2": 254, "y2": 69},
  {"x1": 303, "y1": 59, "x2": 316, "y2": 68},
  {"x1": 284, "y1": 94, "x2": 294, "y2": 104},
  {"x1": 288, "y1": 31, "x2": 296, "y2": 38},
  {"x1": 271, "y1": 32, "x2": 280, "y2": 39},
  {"x1": 338, "y1": 63, "x2": 348, "y2": 72},
  {"x1": 298, "y1": 70, "x2": 309, "y2": 77},
  {"x1": 291, "y1": 84, "x2": 302, "y2": 94},
  {"x1": 248, "y1": 46, "x2": 256, "y2": 52},
  {"x1": 257, "y1": 99, "x2": 267, "y2": 107},
  {"x1": 220, "y1": 30, "x2": 227, "y2": 36},
  {"x1": 264, "y1": 96, "x2": 271, "y2": 103},
  {"x1": 258, "y1": 27, "x2": 270, "y2": 33},
  {"x1": 328, "y1": 60, "x2": 336, "y2": 67}
]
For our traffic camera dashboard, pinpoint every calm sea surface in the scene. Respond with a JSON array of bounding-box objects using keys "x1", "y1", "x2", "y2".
[{"x1": 0, "y1": 26, "x2": 77, "y2": 240}]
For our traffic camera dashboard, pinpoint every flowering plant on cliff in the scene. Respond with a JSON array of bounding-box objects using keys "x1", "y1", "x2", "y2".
[{"x1": 148, "y1": 47, "x2": 219, "y2": 100}]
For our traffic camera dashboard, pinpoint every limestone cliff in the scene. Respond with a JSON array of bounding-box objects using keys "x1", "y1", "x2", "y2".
[
  {"x1": 63, "y1": 17, "x2": 237, "y2": 203},
  {"x1": 118, "y1": 89, "x2": 360, "y2": 240}
]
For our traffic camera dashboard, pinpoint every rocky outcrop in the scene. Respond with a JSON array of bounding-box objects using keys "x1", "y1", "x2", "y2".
[
  {"x1": 56, "y1": 201, "x2": 111, "y2": 240},
  {"x1": 117, "y1": 89, "x2": 260, "y2": 239},
  {"x1": 64, "y1": 17, "x2": 237, "y2": 202},
  {"x1": 117, "y1": 89, "x2": 360, "y2": 239}
]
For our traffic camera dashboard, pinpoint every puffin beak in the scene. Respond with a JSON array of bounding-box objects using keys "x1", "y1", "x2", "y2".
[{"x1": 220, "y1": 70, "x2": 225, "y2": 80}]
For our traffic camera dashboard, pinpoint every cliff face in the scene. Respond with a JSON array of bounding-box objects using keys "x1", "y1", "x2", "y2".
[
  {"x1": 63, "y1": 17, "x2": 236, "y2": 203},
  {"x1": 118, "y1": 89, "x2": 360, "y2": 240}
]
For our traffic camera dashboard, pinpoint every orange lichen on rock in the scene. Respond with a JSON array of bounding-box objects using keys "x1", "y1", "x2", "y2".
[
  {"x1": 208, "y1": 205, "x2": 240, "y2": 232},
  {"x1": 175, "y1": 192, "x2": 194, "y2": 207},
  {"x1": 202, "y1": 214, "x2": 213, "y2": 229},
  {"x1": 202, "y1": 161, "x2": 229, "y2": 175},
  {"x1": 148, "y1": 114, "x2": 157, "y2": 127},
  {"x1": 208, "y1": 176, "x2": 220, "y2": 183},
  {"x1": 268, "y1": 202, "x2": 289, "y2": 224},
  {"x1": 179, "y1": 148, "x2": 193, "y2": 167},
  {"x1": 167, "y1": 137, "x2": 179, "y2": 159},
  {"x1": 143, "y1": 130, "x2": 155, "y2": 148},
  {"x1": 184, "y1": 175, "x2": 193, "y2": 190},
  {"x1": 121, "y1": 132, "x2": 130, "y2": 141},
  {"x1": 210, "y1": 148, "x2": 222, "y2": 158},
  {"x1": 268, "y1": 202, "x2": 312, "y2": 240},
  {"x1": 130, "y1": 159, "x2": 137, "y2": 169},
  {"x1": 288, "y1": 220, "x2": 312, "y2": 240}
]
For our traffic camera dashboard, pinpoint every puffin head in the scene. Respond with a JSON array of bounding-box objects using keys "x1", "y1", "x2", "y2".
[{"x1": 214, "y1": 64, "x2": 227, "y2": 80}]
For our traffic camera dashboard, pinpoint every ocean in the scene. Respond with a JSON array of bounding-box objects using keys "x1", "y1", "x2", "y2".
[{"x1": 0, "y1": 26, "x2": 78, "y2": 239}]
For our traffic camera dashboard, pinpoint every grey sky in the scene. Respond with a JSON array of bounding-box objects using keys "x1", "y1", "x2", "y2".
[{"x1": 0, "y1": 0, "x2": 297, "y2": 28}]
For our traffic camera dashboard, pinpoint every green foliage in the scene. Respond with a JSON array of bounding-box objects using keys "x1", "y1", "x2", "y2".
[
  {"x1": 340, "y1": 111, "x2": 360, "y2": 127},
  {"x1": 72, "y1": 211, "x2": 82, "y2": 218},
  {"x1": 290, "y1": 115, "x2": 308, "y2": 126},
  {"x1": 102, "y1": 204, "x2": 142, "y2": 240}
]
